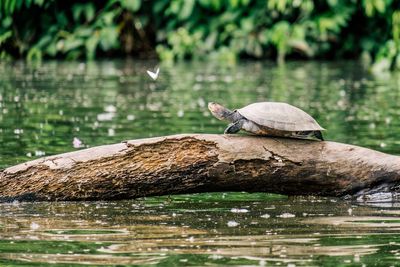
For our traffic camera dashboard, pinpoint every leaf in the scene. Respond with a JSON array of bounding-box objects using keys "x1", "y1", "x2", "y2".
[
  {"x1": 153, "y1": 0, "x2": 168, "y2": 13},
  {"x1": 0, "y1": 30, "x2": 12, "y2": 45},
  {"x1": 229, "y1": 0, "x2": 239, "y2": 8},
  {"x1": 9, "y1": 0, "x2": 16, "y2": 13},
  {"x1": 99, "y1": 26, "x2": 119, "y2": 50},
  {"x1": 84, "y1": 3, "x2": 95, "y2": 21},
  {"x1": 101, "y1": 11, "x2": 116, "y2": 26},
  {"x1": 240, "y1": 17, "x2": 253, "y2": 33},
  {"x1": 327, "y1": 0, "x2": 338, "y2": 7},
  {"x1": 120, "y1": 0, "x2": 141, "y2": 12},
  {"x1": 2, "y1": 16, "x2": 13, "y2": 28},
  {"x1": 26, "y1": 47, "x2": 42, "y2": 61},
  {"x1": 45, "y1": 41, "x2": 57, "y2": 56},
  {"x1": 72, "y1": 4, "x2": 83, "y2": 22},
  {"x1": 210, "y1": 0, "x2": 221, "y2": 11},
  {"x1": 33, "y1": 0, "x2": 44, "y2": 6},
  {"x1": 62, "y1": 37, "x2": 84, "y2": 52},
  {"x1": 179, "y1": 0, "x2": 195, "y2": 19},
  {"x1": 75, "y1": 26, "x2": 93, "y2": 38},
  {"x1": 204, "y1": 31, "x2": 217, "y2": 50},
  {"x1": 86, "y1": 34, "x2": 100, "y2": 60},
  {"x1": 35, "y1": 34, "x2": 52, "y2": 48},
  {"x1": 56, "y1": 12, "x2": 69, "y2": 27},
  {"x1": 16, "y1": 0, "x2": 23, "y2": 10}
]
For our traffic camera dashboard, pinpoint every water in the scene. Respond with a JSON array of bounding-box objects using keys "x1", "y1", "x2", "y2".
[{"x1": 0, "y1": 60, "x2": 400, "y2": 266}]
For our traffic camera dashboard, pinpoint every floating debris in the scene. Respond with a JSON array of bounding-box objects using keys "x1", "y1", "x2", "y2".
[
  {"x1": 177, "y1": 109, "x2": 184, "y2": 117},
  {"x1": 108, "y1": 128, "x2": 115, "y2": 136},
  {"x1": 97, "y1": 113, "x2": 115, "y2": 121},
  {"x1": 34, "y1": 150, "x2": 45, "y2": 156},
  {"x1": 73, "y1": 137, "x2": 83, "y2": 148},
  {"x1": 227, "y1": 220, "x2": 239, "y2": 227},
  {"x1": 30, "y1": 222, "x2": 40, "y2": 230},
  {"x1": 104, "y1": 105, "x2": 117, "y2": 113},
  {"x1": 127, "y1": 114, "x2": 136, "y2": 121},
  {"x1": 230, "y1": 208, "x2": 249, "y2": 213},
  {"x1": 277, "y1": 213, "x2": 296, "y2": 218},
  {"x1": 348, "y1": 208, "x2": 353, "y2": 216},
  {"x1": 14, "y1": 129, "x2": 23, "y2": 134}
]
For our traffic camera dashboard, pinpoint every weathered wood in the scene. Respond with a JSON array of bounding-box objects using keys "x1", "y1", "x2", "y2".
[{"x1": 1, "y1": 134, "x2": 400, "y2": 202}]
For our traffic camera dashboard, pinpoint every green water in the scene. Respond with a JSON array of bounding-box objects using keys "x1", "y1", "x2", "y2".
[{"x1": 1, "y1": 60, "x2": 400, "y2": 266}]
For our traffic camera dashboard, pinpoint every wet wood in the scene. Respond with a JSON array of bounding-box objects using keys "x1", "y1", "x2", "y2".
[{"x1": 1, "y1": 134, "x2": 400, "y2": 202}]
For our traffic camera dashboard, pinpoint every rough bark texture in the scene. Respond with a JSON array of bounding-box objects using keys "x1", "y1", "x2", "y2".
[{"x1": 1, "y1": 134, "x2": 400, "y2": 202}]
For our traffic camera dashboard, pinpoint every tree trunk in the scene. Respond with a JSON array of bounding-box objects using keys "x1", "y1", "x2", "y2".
[{"x1": 1, "y1": 134, "x2": 400, "y2": 202}]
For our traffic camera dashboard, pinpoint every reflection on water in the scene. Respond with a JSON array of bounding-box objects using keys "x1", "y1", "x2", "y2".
[
  {"x1": 1, "y1": 60, "x2": 400, "y2": 168},
  {"x1": 1, "y1": 60, "x2": 400, "y2": 265},
  {"x1": 1, "y1": 193, "x2": 400, "y2": 266}
]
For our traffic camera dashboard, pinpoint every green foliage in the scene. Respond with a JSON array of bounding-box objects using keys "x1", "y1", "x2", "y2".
[
  {"x1": 0, "y1": 0, "x2": 151, "y2": 60},
  {"x1": 0, "y1": 0, "x2": 399, "y2": 70}
]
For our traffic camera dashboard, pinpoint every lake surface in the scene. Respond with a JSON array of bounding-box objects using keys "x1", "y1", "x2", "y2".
[{"x1": 0, "y1": 60, "x2": 400, "y2": 266}]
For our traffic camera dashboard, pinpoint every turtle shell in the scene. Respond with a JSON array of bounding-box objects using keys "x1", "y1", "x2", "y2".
[{"x1": 237, "y1": 102, "x2": 325, "y2": 132}]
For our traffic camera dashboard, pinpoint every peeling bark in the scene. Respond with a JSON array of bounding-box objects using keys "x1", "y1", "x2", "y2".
[{"x1": 1, "y1": 134, "x2": 400, "y2": 202}]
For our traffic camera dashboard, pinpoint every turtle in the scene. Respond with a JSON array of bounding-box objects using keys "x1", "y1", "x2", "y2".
[{"x1": 208, "y1": 102, "x2": 325, "y2": 141}]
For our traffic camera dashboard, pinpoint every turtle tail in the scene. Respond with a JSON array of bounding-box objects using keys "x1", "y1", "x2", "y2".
[{"x1": 314, "y1": 131, "x2": 324, "y2": 141}]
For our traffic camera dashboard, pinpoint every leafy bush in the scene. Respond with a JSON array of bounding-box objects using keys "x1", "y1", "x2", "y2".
[
  {"x1": 0, "y1": 0, "x2": 150, "y2": 60},
  {"x1": 0, "y1": 0, "x2": 399, "y2": 70}
]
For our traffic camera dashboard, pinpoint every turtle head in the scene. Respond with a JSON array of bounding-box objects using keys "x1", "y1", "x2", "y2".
[{"x1": 208, "y1": 102, "x2": 234, "y2": 121}]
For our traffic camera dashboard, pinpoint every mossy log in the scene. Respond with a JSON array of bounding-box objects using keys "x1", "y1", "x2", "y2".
[{"x1": 1, "y1": 134, "x2": 400, "y2": 202}]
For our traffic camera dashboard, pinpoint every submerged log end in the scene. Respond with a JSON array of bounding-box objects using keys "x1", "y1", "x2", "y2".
[{"x1": 1, "y1": 134, "x2": 400, "y2": 202}]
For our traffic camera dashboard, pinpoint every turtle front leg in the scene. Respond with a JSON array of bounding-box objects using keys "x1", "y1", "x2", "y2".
[
  {"x1": 313, "y1": 131, "x2": 324, "y2": 141},
  {"x1": 224, "y1": 119, "x2": 246, "y2": 134}
]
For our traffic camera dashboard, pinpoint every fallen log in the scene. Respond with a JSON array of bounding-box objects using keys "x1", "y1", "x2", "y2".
[{"x1": 1, "y1": 134, "x2": 400, "y2": 202}]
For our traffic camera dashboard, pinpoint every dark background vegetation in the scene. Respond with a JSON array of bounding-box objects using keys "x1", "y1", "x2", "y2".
[{"x1": 0, "y1": 0, "x2": 399, "y2": 70}]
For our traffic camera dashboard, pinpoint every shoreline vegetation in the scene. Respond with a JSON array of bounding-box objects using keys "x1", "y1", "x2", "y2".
[{"x1": 0, "y1": 0, "x2": 399, "y2": 71}]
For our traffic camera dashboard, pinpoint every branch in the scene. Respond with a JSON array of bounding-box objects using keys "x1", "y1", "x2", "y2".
[{"x1": 1, "y1": 134, "x2": 399, "y2": 202}]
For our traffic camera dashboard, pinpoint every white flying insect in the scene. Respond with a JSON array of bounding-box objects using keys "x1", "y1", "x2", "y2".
[{"x1": 147, "y1": 67, "x2": 160, "y2": 80}]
